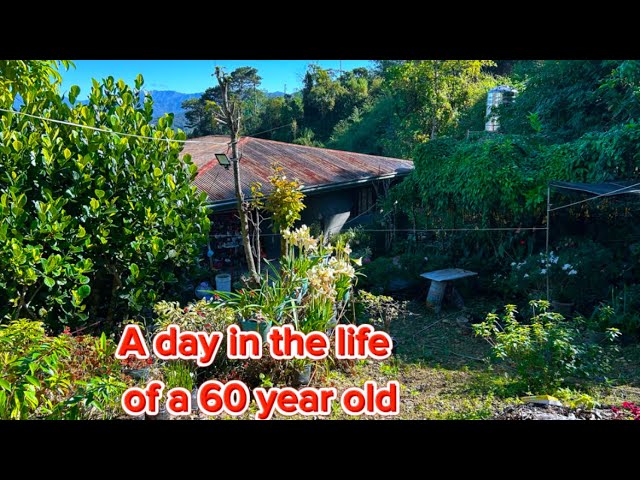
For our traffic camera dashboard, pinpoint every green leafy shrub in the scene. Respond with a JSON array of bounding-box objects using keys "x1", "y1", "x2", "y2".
[
  {"x1": 360, "y1": 253, "x2": 427, "y2": 293},
  {"x1": 154, "y1": 299, "x2": 235, "y2": 333},
  {"x1": 473, "y1": 300, "x2": 620, "y2": 392},
  {"x1": 500, "y1": 239, "x2": 616, "y2": 307},
  {"x1": 0, "y1": 60, "x2": 210, "y2": 329},
  {"x1": 264, "y1": 165, "x2": 306, "y2": 234},
  {"x1": 0, "y1": 319, "x2": 128, "y2": 419},
  {"x1": 154, "y1": 299, "x2": 309, "y2": 390},
  {"x1": 154, "y1": 299, "x2": 235, "y2": 387},
  {"x1": 554, "y1": 387, "x2": 599, "y2": 409},
  {"x1": 356, "y1": 290, "x2": 407, "y2": 332},
  {"x1": 590, "y1": 285, "x2": 640, "y2": 336}
]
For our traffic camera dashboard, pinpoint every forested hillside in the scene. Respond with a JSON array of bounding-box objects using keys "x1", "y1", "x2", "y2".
[{"x1": 182, "y1": 61, "x2": 501, "y2": 158}]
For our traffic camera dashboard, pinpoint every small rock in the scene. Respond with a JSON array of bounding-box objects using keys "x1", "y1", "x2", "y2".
[
  {"x1": 146, "y1": 407, "x2": 171, "y2": 421},
  {"x1": 534, "y1": 413, "x2": 575, "y2": 420},
  {"x1": 192, "y1": 389, "x2": 199, "y2": 412},
  {"x1": 522, "y1": 395, "x2": 563, "y2": 407}
]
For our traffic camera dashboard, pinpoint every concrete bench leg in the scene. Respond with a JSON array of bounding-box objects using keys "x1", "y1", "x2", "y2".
[{"x1": 426, "y1": 280, "x2": 447, "y2": 313}]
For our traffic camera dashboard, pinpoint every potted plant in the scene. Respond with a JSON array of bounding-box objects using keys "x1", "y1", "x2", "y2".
[
  {"x1": 210, "y1": 265, "x2": 295, "y2": 341},
  {"x1": 291, "y1": 359, "x2": 313, "y2": 386},
  {"x1": 239, "y1": 310, "x2": 272, "y2": 342}
]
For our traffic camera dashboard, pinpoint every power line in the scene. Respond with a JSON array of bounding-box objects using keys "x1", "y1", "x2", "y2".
[
  {"x1": 248, "y1": 226, "x2": 546, "y2": 237},
  {"x1": 549, "y1": 181, "x2": 640, "y2": 212},
  {"x1": 0, "y1": 106, "x2": 296, "y2": 147},
  {"x1": 359, "y1": 227, "x2": 545, "y2": 233},
  {"x1": 0, "y1": 107, "x2": 230, "y2": 146},
  {"x1": 244, "y1": 122, "x2": 294, "y2": 138}
]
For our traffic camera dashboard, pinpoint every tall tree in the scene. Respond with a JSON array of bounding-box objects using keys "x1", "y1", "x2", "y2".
[
  {"x1": 0, "y1": 61, "x2": 210, "y2": 328},
  {"x1": 330, "y1": 60, "x2": 496, "y2": 157},
  {"x1": 386, "y1": 60, "x2": 496, "y2": 141},
  {"x1": 183, "y1": 67, "x2": 265, "y2": 139},
  {"x1": 497, "y1": 60, "x2": 640, "y2": 142},
  {"x1": 210, "y1": 67, "x2": 260, "y2": 285}
]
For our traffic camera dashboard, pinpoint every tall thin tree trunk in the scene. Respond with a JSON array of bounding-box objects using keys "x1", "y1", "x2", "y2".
[
  {"x1": 230, "y1": 137, "x2": 260, "y2": 285},
  {"x1": 214, "y1": 67, "x2": 260, "y2": 286}
]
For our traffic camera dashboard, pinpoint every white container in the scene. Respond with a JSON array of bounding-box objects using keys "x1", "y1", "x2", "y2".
[{"x1": 215, "y1": 273, "x2": 232, "y2": 292}]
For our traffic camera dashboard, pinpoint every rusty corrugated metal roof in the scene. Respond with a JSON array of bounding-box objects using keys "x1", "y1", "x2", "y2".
[{"x1": 180, "y1": 136, "x2": 414, "y2": 205}]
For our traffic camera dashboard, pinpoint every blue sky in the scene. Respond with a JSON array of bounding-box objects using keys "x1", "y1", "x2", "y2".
[{"x1": 60, "y1": 60, "x2": 373, "y2": 96}]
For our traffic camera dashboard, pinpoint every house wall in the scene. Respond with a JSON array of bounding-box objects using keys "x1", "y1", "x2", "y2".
[{"x1": 209, "y1": 178, "x2": 405, "y2": 260}]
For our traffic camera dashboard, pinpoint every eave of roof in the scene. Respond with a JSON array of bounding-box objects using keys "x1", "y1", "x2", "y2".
[
  {"x1": 206, "y1": 169, "x2": 411, "y2": 211},
  {"x1": 550, "y1": 180, "x2": 640, "y2": 196}
]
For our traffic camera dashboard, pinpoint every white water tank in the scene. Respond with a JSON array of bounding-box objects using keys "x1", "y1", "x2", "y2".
[{"x1": 485, "y1": 85, "x2": 517, "y2": 132}]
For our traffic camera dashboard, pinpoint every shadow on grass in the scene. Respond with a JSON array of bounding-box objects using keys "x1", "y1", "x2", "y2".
[
  {"x1": 390, "y1": 299, "x2": 497, "y2": 373},
  {"x1": 386, "y1": 296, "x2": 640, "y2": 409}
]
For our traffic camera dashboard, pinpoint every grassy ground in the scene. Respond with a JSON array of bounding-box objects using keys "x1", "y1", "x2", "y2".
[{"x1": 197, "y1": 298, "x2": 640, "y2": 420}]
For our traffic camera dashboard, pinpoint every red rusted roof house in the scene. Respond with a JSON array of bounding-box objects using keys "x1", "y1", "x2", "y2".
[{"x1": 181, "y1": 136, "x2": 413, "y2": 248}]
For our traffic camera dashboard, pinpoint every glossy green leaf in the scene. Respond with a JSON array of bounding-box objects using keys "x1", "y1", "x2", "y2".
[
  {"x1": 69, "y1": 85, "x2": 80, "y2": 104},
  {"x1": 25, "y1": 375, "x2": 41, "y2": 388},
  {"x1": 129, "y1": 263, "x2": 139, "y2": 279},
  {"x1": 77, "y1": 284, "x2": 91, "y2": 299}
]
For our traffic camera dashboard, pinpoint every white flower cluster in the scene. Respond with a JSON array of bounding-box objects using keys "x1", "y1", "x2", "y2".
[
  {"x1": 511, "y1": 250, "x2": 578, "y2": 279},
  {"x1": 282, "y1": 225, "x2": 318, "y2": 252},
  {"x1": 537, "y1": 251, "x2": 559, "y2": 268},
  {"x1": 328, "y1": 256, "x2": 356, "y2": 279},
  {"x1": 306, "y1": 256, "x2": 356, "y2": 301},
  {"x1": 307, "y1": 264, "x2": 337, "y2": 300}
]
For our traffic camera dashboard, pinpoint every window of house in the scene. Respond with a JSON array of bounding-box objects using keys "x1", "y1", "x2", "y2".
[{"x1": 353, "y1": 187, "x2": 375, "y2": 217}]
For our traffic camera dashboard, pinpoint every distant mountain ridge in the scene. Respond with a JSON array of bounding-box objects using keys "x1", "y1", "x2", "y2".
[
  {"x1": 147, "y1": 90, "x2": 287, "y2": 131},
  {"x1": 146, "y1": 90, "x2": 202, "y2": 131}
]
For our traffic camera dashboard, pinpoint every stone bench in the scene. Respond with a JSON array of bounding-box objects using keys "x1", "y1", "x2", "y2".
[{"x1": 420, "y1": 268, "x2": 478, "y2": 313}]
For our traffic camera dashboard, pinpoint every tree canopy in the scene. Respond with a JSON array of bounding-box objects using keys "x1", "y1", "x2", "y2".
[{"x1": 0, "y1": 61, "x2": 210, "y2": 329}]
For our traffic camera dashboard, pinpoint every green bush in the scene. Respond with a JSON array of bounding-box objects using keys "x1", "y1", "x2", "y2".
[
  {"x1": 154, "y1": 299, "x2": 235, "y2": 383},
  {"x1": 473, "y1": 300, "x2": 620, "y2": 392},
  {"x1": 500, "y1": 239, "x2": 617, "y2": 308},
  {"x1": 590, "y1": 284, "x2": 640, "y2": 336},
  {"x1": 0, "y1": 319, "x2": 127, "y2": 419},
  {"x1": 355, "y1": 290, "x2": 407, "y2": 332},
  {"x1": 0, "y1": 61, "x2": 210, "y2": 329},
  {"x1": 360, "y1": 253, "x2": 428, "y2": 292}
]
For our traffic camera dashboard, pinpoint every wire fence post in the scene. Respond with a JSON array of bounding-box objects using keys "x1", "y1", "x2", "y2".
[{"x1": 546, "y1": 184, "x2": 551, "y2": 301}]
